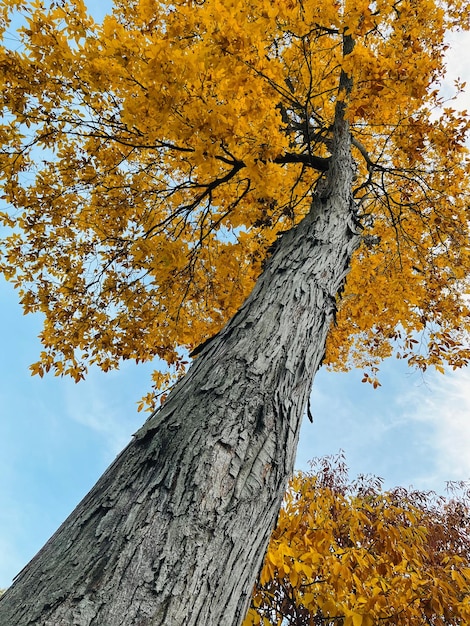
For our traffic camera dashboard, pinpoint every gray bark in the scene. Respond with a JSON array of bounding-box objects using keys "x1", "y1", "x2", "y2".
[{"x1": 0, "y1": 115, "x2": 360, "y2": 625}]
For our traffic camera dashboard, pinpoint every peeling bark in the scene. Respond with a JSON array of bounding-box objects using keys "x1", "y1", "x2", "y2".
[{"x1": 0, "y1": 114, "x2": 360, "y2": 626}]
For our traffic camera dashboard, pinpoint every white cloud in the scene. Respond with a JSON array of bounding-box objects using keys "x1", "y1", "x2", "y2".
[
  {"x1": 443, "y1": 31, "x2": 470, "y2": 110},
  {"x1": 296, "y1": 362, "x2": 470, "y2": 493},
  {"x1": 65, "y1": 387, "x2": 124, "y2": 458},
  {"x1": 63, "y1": 364, "x2": 152, "y2": 462},
  {"x1": 405, "y1": 368, "x2": 470, "y2": 485}
]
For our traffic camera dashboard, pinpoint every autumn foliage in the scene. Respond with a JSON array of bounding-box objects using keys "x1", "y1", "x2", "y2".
[
  {"x1": 244, "y1": 455, "x2": 470, "y2": 626},
  {"x1": 0, "y1": 0, "x2": 470, "y2": 406}
]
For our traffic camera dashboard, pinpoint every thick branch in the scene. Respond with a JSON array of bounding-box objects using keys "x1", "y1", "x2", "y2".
[{"x1": 274, "y1": 153, "x2": 330, "y2": 171}]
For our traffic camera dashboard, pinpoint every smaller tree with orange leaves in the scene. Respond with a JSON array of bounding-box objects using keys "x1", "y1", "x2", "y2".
[{"x1": 245, "y1": 454, "x2": 470, "y2": 626}]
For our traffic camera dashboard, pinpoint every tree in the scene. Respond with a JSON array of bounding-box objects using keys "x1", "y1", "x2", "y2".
[
  {"x1": 244, "y1": 454, "x2": 470, "y2": 626},
  {"x1": 0, "y1": 0, "x2": 469, "y2": 624}
]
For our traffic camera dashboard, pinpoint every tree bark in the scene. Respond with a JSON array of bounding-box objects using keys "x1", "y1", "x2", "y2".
[{"x1": 0, "y1": 115, "x2": 360, "y2": 625}]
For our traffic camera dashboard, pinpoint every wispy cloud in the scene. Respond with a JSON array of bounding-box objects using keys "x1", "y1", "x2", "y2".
[
  {"x1": 443, "y1": 31, "x2": 470, "y2": 110},
  {"x1": 297, "y1": 363, "x2": 470, "y2": 493},
  {"x1": 404, "y1": 368, "x2": 470, "y2": 486},
  {"x1": 63, "y1": 364, "x2": 152, "y2": 462}
]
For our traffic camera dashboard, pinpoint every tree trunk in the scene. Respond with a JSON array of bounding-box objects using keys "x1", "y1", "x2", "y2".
[{"x1": 0, "y1": 116, "x2": 359, "y2": 626}]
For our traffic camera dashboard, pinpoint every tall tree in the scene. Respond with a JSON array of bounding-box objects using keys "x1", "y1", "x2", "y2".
[
  {"x1": 0, "y1": 0, "x2": 469, "y2": 624},
  {"x1": 245, "y1": 454, "x2": 470, "y2": 626}
]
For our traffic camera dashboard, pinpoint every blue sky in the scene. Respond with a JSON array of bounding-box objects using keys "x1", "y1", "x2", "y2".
[{"x1": 1, "y1": 2, "x2": 470, "y2": 590}]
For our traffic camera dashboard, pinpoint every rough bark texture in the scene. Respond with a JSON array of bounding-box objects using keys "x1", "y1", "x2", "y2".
[{"x1": 0, "y1": 116, "x2": 360, "y2": 626}]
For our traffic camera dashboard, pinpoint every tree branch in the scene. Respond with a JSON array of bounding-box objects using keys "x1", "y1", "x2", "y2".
[{"x1": 274, "y1": 153, "x2": 330, "y2": 171}]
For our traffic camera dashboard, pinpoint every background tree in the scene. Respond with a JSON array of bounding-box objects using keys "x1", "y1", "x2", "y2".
[
  {"x1": 0, "y1": 0, "x2": 469, "y2": 624},
  {"x1": 245, "y1": 454, "x2": 470, "y2": 626}
]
